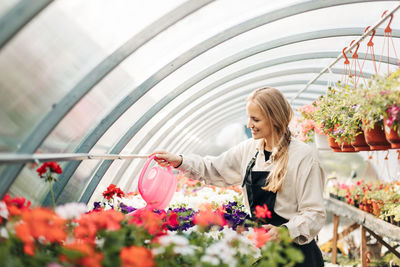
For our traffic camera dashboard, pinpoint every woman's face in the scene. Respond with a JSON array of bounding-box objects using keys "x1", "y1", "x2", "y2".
[{"x1": 246, "y1": 101, "x2": 273, "y2": 141}]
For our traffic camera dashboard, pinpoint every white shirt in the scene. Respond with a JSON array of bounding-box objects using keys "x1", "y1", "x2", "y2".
[{"x1": 179, "y1": 137, "x2": 326, "y2": 245}]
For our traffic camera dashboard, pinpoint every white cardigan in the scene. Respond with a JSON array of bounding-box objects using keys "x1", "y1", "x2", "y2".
[{"x1": 179, "y1": 137, "x2": 326, "y2": 245}]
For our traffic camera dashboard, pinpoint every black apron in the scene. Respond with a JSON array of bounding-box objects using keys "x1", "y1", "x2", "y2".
[{"x1": 242, "y1": 151, "x2": 324, "y2": 267}]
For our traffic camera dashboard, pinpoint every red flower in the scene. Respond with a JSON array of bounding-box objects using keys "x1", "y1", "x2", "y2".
[
  {"x1": 255, "y1": 204, "x2": 272, "y2": 219},
  {"x1": 36, "y1": 162, "x2": 62, "y2": 178},
  {"x1": 3, "y1": 194, "x2": 31, "y2": 218},
  {"x1": 102, "y1": 184, "x2": 125, "y2": 200}
]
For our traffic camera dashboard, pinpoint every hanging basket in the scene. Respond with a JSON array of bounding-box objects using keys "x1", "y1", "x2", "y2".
[
  {"x1": 328, "y1": 136, "x2": 342, "y2": 152},
  {"x1": 350, "y1": 130, "x2": 370, "y2": 151},
  {"x1": 314, "y1": 133, "x2": 331, "y2": 150},
  {"x1": 384, "y1": 121, "x2": 400, "y2": 149},
  {"x1": 364, "y1": 124, "x2": 391, "y2": 150}
]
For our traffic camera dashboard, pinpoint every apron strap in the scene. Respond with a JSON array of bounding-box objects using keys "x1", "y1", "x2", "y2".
[{"x1": 241, "y1": 151, "x2": 259, "y2": 187}]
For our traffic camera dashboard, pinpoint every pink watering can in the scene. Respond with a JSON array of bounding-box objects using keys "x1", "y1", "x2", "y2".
[{"x1": 137, "y1": 155, "x2": 177, "y2": 210}]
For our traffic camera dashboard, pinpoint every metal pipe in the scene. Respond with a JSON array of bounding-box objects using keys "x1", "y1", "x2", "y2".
[{"x1": 0, "y1": 153, "x2": 149, "y2": 164}]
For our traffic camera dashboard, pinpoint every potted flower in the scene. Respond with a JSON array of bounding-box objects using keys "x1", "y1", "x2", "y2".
[
  {"x1": 358, "y1": 70, "x2": 400, "y2": 150},
  {"x1": 313, "y1": 84, "x2": 356, "y2": 152}
]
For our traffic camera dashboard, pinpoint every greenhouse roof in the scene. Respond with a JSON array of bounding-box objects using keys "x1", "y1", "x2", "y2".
[{"x1": 0, "y1": 0, "x2": 399, "y2": 205}]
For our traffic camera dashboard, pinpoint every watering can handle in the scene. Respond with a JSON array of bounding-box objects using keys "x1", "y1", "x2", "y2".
[{"x1": 138, "y1": 155, "x2": 172, "y2": 196}]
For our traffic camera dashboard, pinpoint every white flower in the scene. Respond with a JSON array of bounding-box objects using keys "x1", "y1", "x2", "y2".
[
  {"x1": 0, "y1": 201, "x2": 8, "y2": 219},
  {"x1": 0, "y1": 227, "x2": 9, "y2": 238},
  {"x1": 173, "y1": 245, "x2": 195, "y2": 256},
  {"x1": 158, "y1": 234, "x2": 189, "y2": 247},
  {"x1": 201, "y1": 255, "x2": 220, "y2": 265},
  {"x1": 55, "y1": 202, "x2": 88, "y2": 220}
]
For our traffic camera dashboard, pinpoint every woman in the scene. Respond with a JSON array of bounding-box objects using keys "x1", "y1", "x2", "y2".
[{"x1": 153, "y1": 87, "x2": 325, "y2": 267}]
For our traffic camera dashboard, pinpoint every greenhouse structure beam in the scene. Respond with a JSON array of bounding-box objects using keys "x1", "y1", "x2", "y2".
[
  {"x1": 292, "y1": 2, "x2": 400, "y2": 101},
  {"x1": 0, "y1": 0, "x2": 53, "y2": 50},
  {"x1": 0, "y1": 0, "x2": 214, "y2": 199}
]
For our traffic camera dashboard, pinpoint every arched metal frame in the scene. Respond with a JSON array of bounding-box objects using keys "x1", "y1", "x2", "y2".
[
  {"x1": 0, "y1": 0, "x2": 53, "y2": 49},
  {"x1": 1, "y1": 0, "x2": 397, "y2": 202},
  {"x1": 61, "y1": 31, "x2": 400, "y2": 204},
  {"x1": 0, "y1": 0, "x2": 215, "y2": 198},
  {"x1": 57, "y1": 45, "x2": 394, "y2": 205},
  {"x1": 80, "y1": 66, "x2": 353, "y2": 203},
  {"x1": 37, "y1": 0, "x2": 399, "y2": 204}
]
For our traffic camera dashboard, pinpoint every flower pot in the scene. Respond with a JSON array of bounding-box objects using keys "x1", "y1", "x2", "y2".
[
  {"x1": 350, "y1": 131, "x2": 370, "y2": 151},
  {"x1": 364, "y1": 124, "x2": 391, "y2": 150},
  {"x1": 328, "y1": 136, "x2": 341, "y2": 152},
  {"x1": 338, "y1": 140, "x2": 356, "y2": 152},
  {"x1": 384, "y1": 121, "x2": 400, "y2": 149},
  {"x1": 315, "y1": 133, "x2": 331, "y2": 150}
]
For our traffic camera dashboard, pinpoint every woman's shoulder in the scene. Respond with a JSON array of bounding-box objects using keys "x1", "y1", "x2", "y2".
[{"x1": 288, "y1": 137, "x2": 317, "y2": 162}]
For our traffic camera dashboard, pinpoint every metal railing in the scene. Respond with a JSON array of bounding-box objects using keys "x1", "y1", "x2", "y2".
[{"x1": 0, "y1": 153, "x2": 150, "y2": 164}]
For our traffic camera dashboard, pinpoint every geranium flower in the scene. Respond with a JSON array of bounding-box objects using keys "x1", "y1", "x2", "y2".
[
  {"x1": 249, "y1": 227, "x2": 271, "y2": 248},
  {"x1": 61, "y1": 242, "x2": 104, "y2": 267},
  {"x1": 14, "y1": 207, "x2": 67, "y2": 255},
  {"x1": 192, "y1": 204, "x2": 226, "y2": 228},
  {"x1": 36, "y1": 162, "x2": 62, "y2": 178},
  {"x1": 120, "y1": 246, "x2": 155, "y2": 267},
  {"x1": 102, "y1": 184, "x2": 125, "y2": 200},
  {"x1": 254, "y1": 204, "x2": 272, "y2": 219},
  {"x1": 2, "y1": 194, "x2": 31, "y2": 218}
]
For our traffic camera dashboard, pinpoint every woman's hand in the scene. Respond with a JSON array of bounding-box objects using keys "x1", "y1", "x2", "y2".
[
  {"x1": 262, "y1": 224, "x2": 280, "y2": 241},
  {"x1": 150, "y1": 151, "x2": 182, "y2": 168}
]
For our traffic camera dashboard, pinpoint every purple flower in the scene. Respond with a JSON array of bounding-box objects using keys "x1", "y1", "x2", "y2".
[{"x1": 119, "y1": 202, "x2": 136, "y2": 214}]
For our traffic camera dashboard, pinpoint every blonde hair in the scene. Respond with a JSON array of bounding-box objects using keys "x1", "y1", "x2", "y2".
[{"x1": 247, "y1": 87, "x2": 293, "y2": 192}]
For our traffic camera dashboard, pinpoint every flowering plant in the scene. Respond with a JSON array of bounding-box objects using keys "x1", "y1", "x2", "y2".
[
  {"x1": 36, "y1": 161, "x2": 62, "y2": 209},
  {"x1": 359, "y1": 69, "x2": 400, "y2": 131},
  {"x1": 295, "y1": 102, "x2": 322, "y2": 143},
  {"x1": 0, "y1": 194, "x2": 304, "y2": 267}
]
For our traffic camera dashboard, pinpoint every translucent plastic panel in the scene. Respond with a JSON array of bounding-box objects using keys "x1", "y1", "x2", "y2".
[
  {"x1": 0, "y1": 0, "x2": 19, "y2": 17},
  {"x1": 5, "y1": 0, "x2": 184, "y2": 203}
]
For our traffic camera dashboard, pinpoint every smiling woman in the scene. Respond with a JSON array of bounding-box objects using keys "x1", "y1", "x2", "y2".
[{"x1": 153, "y1": 87, "x2": 326, "y2": 267}]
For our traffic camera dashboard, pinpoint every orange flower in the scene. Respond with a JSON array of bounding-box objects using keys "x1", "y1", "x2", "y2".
[
  {"x1": 120, "y1": 246, "x2": 155, "y2": 267},
  {"x1": 73, "y1": 209, "x2": 124, "y2": 243},
  {"x1": 61, "y1": 242, "x2": 104, "y2": 267},
  {"x1": 193, "y1": 204, "x2": 226, "y2": 227},
  {"x1": 249, "y1": 227, "x2": 271, "y2": 248},
  {"x1": 14, "y1": 207, "x2": 67, "y2": 255},
  {"x1": 128, "y1": 209, "x2": 165, "y2": 236}
]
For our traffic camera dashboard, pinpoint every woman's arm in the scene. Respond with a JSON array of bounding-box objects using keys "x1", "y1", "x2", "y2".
[
  {"x1": 153, "y1": 139, "x2": 250, "y2": 187},
  {"x1": 283, "y1": 159, "x2": 326, "y2": 245}
]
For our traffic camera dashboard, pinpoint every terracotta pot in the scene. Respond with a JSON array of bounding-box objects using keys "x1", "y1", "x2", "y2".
[
  {"x1": 384, "y1": 120, "x2": 400, "y2": 149},
  {"x1": 364, "y1": 124, "x2": 391, "y2": 150},
  {"x1": 338, "y1": 139, "x2": 356, "y2": 152},
  {"x1": 328, "y1": 136, "x2": 341, "y2": 152},
  {"x1": 350, "y1": 131, "x2": 370, "y2": 151}
]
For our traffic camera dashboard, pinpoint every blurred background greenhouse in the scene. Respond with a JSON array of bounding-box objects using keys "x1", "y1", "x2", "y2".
[{"x1": 1, "y1": 1, "x2": 400, "y2": 266}]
